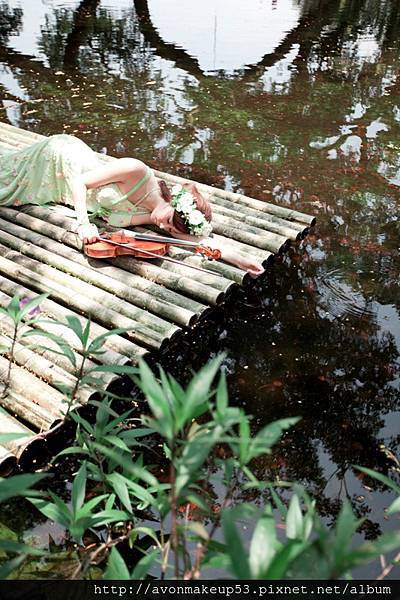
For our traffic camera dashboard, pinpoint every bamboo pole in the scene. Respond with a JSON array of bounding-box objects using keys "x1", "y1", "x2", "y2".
[
  {"x1": 167, "y1": 246, "x2": 246, "y2": 286},
  {"x1": 0, "y1": 211, "x2": 203, "y2": 327},
  {"x1": 0, "y1": 276, "x2": 144, "y2": 362},
  {"x1": 0, "y1": 355, "x2": 65, "y2": 425},
  {"x1": 0, "y1": 331, "x2": 95, "y2": 404},
  {"x1": 0, "y1": 122, "x2": 44, "y2": 142},
  {"x1": 211, "y1": 215, "x2": 289, "y2": 253},
  {"x1": 210, "y1": 194, "x2": 307, "y2": 233},
  {"x1": 0, "y1": 411, "x2": 33, "y2": 451},
  {"x1": 0, "y1": 411, "x2": 49, "y2": 473},
  {"x1": 0, "y1": 250, "x2": 169, "y2": 351},
  {"x1": 0, "y1": 231, "x2": 181, "y2": 340},
  {"x1": 113, "y1": 255, "x2": 226, "y2": 305},
  {"x1": 0, "y1": 445, "x2": 17, "y2": 476},
  {"x1": 0, "y1": 388, "x2": 56, "y2": 431},
  {"x1": 211, "y1": 203, "x2": 303, "y2": 240},
  {"x1": 211, "y1": 234, "x2": 274, "y2": 266},
  {"x1": 0, "y1": 412, "x2": 48, "y2": 470}
]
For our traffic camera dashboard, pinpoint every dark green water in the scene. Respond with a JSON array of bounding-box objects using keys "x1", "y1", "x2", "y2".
[{"x1": 0, "y1": 0, "x2": 399, "y2": 578}]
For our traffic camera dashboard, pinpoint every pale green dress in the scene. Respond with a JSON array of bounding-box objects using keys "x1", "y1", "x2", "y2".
[{"x1": 0, "y1": 134, "x2": 152, "y2": 227}]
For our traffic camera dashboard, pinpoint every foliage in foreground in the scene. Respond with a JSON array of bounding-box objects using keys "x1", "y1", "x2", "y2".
[
  {"x1": 0, "y1": 296, "x2": 399, "y2": 579},
  {"x1": 0, "y1": 361, "x2": 398, "y2": 579}
]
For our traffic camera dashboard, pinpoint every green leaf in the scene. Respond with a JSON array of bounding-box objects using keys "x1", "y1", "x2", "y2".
[
  {"x1": 71, "y1": 462, "x2": 87, "y2": 516},
  {"x1": 388, "y1": 497, "x2": 400, "y2": 515},
  {"x1": 263, "y1": 539, "x2": 308, "y2": 579},
  {"x1": 88, "y1": 364, "x2": 139, "y2": 375},
  {"x1": 249, "y1": 417, "x2": 300, "y2": 460},
  {"x1": 7, "y1": 294, "x2": 21, "y2": 321},
  {"x1": 249, "y1": 506, "x2": 280, "y2": 578},
  {"x1": 0, "y1": 432, "x2": 27, "y2": 443},
  {"x1": 221, "y1": 509, "x2": 251, "y2": 579},
  {"x1": 355, "y1": 466, "x2": 400, "y2": 495},
  {"x1": 184, "y1": 522, "x2": 209, "y2": 541},
  {"x1": 181, "y1": 355, "x2": 225, "y2": 427},
  {"x1": 65, "y1": 316, "x2": 84, "y2": 342},
  {"x1": 0, "y1": 306, "x2": 10, "y2": 319},
  {"x1": 87, "y1": 328, "x2": 133, "y2": 354},
  {"x1": 17, "y1": 294, "x2": 48, "y2": 321},
  {"x1": 186, "y1": 492, "x2": 211, "y2": 515},
  {"x1": 129, "y1": 527, "x2": 161, "y2": 549},
  {"x1": 92, "y1": 444, "x2": 158, "y2": 486},
  {"x1": 24, "y1": 330, "x2": 77, "y2": 368},
  {"x1": 103, "y1": 547, "x2": 130, "y2": 580},
  {"x1": 135, "y1": 360, "x2": 173, "y2": 440},
  {"x1": 107, "y1": 473, "x2": 133, "y2": 514},
  {"x1": 81, "y1": 319, "x2": 91, "y2": 350},
  {"x1": 124, "y1": 480, "x2": 156, "y2": 510},
  {"x1": 341, "y1": 531, "x2": 400, "y2": 574},
  {"x1": 270, "y1": 488, "x2": 288, "y2": 518},
  {"x1": 238, "y1": 414, "x2": 251, "y2": 465},
  {"x1": 91, "y1": 509, "x2": 131, "y2": 528},
  {"x1": 0, "y1": 555, "x2": 26, "y2": 579},
  {"x1": 76, "y1": 494, "x2": 109, "y2": 518},
  {"x1": 0, "y1": 473, "x2": 47, "y2": 503},
  {"x1": 333, "y1": 500, "x2": 363, "y2": 564},
  {"x1": 55, "y1": 446, "x2": 90, "y2": 459},
  {"x1": 28, "y1": 497, "x2": 71, "y2": 528},
  {"x1": 119, "y1": 428, "x2": 155, "y2": 441},
  {"x1": 286, "y1": 495, "x2": 304, "y2": 540},
  {"x1": 175, "y1": 429, "x2": 221, "y2": 496},
  {"x1": 0, "y1": 540, "x2": 44, "y2": 556},
  {"x1": 131, "y1": 548, "x2": 159, "y2": 580}
]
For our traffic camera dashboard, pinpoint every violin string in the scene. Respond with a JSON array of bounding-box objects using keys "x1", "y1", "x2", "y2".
[
  {"x1": 118, "y1": 231, "x2": 203, "y2": 249},
  {"x1": 96, "y1": 237, "x2": 226, "y2": 278}
]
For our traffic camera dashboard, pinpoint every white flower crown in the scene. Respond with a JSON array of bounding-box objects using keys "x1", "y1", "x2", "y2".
[{"x1": 170, "y1": 184, "x2": 212, "y2": 237}]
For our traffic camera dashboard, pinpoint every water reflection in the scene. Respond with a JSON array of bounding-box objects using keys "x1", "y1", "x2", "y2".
[{"x1": 0, "y1": 0, "x2": 399, "y2": 546}]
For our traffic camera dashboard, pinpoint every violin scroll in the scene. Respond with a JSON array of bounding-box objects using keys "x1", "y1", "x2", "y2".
[{"x1": 195, "y1": 246, "x2": 222, "y2": 260}]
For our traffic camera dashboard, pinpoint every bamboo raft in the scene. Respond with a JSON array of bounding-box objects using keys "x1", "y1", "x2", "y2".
[{"x1": 0, "y1": 122, "x2": 316, "y2": 475}]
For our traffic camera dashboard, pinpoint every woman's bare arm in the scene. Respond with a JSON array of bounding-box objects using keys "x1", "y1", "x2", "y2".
[
  {"x1": 71, "y1": 158, "x2": 147, "y2": 242},
  {"x1": 171, "y1": 232, "x2": 264, "y2": 277}
]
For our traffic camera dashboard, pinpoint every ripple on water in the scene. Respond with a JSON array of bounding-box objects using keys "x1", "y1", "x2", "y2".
[{"x1": 316, "y1": 268, "x2": 375, "y2": 320}]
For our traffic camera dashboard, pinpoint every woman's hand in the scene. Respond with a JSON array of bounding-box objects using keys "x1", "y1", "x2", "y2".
[
  {"x1": 236, "y1": 256, "x2": 265, "y2": 278},
  {"x1": 76, "y1": 222, "x2": 99, "y2": 244}
]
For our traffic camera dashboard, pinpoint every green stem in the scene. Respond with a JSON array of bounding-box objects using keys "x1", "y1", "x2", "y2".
[
  {"x1": 1, "y1": 323, "x2": 18, "y2": 400},
  {"x1": 170, "y1": 439, "x2": 180, "y2": 579},
  {"x1": 66, "y1": 353, "x2": 87, "y2": 418}
]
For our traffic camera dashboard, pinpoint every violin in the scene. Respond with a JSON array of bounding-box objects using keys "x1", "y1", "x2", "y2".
[
  {"x1": 84, "y1": 232, "x2": 169, "y2": 259},
  {"x1": 84, "y1": 231, "x2": 221, "y2": 265}
]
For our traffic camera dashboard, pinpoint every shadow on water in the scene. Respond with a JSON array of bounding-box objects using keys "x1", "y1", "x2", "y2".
[{"x1": 0, "y1": 0, "x2": 399, "y2": 577}]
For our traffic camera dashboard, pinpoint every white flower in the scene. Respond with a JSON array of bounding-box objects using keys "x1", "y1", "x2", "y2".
[
  {"x1": 171, "y1": 184, "x2": 183, "y2": 195},
  {"x1": 176, "y1": 196, "x2": 195, "y2": 214},
  {"x1": 200, "y1": 222, "x2": 213, "y2": 236},
  {"x1": 188, "y1": 209, "x2": 204, "y2": 226},
  {"x1": 179, "y1": 191, "x2": 194, "y2": 203}
]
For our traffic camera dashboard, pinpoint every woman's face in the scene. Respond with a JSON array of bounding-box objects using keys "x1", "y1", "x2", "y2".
[{"x1": 151, "y1": 203, "x2": 179, "y2": 234}]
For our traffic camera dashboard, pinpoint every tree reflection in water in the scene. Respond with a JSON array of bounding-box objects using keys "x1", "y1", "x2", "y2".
[{"x1": 0, "y1": 0, "x2": 399, "y2": 536}]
